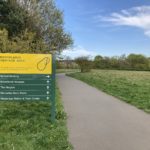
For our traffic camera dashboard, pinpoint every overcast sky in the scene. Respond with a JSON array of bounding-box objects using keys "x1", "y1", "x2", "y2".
[{"x1": 56, "y1": 0, "x2": 150, "y2": 59}]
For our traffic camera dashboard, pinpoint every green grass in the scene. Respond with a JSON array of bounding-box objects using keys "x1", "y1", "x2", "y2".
[
  {"x1": 56, "y1": 69, "x2": 79, "y2": 74},
  {"x1": 0, "y1": 87, "x2": 72, "y2": 150},
  {"x1": 68, "y1": 70, "x2": 150, "y2": 113}
]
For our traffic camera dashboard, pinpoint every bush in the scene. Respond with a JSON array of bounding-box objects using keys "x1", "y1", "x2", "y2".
[
  {"x1": 0, "y1": 28, "x2": 9, "y2": 52},
  {"x1": 75, "y1": 56, "x2": 92, "y2": 73},
  {"x1": 0, "y1": 28, "x2": 48, "y2": 53},
  {"x1": 93, "y1": 54, "x2": 150, "y2": 71}
]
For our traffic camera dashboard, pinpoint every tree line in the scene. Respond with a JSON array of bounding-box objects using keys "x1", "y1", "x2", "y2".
[
  {"x1": 93, "y1": 54, "x2": 150, "y2": 71},
  {"x1": 58, "y1": 54, "x2": 150, "y2": 72},
  {"x1": 0, "y1": 0, "x2": 73, "y2": 54}
]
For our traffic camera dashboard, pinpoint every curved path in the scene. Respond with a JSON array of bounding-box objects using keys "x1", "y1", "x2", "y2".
[{"x1": 57, "y1": 74, "x2": 150, "y2": 150}]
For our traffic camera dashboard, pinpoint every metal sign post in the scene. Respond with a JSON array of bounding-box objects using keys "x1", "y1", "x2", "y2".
[{"x1": 50, "y1": 54, "x2": 56, "y2": 122}]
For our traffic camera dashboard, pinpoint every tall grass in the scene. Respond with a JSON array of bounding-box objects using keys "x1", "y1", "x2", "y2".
[
  {"x1": 0, "y1": 87, "x2": 72, "y2": 150},
  {"x1": 68, "y1": 70, "x2": 150, "y2": 113}
]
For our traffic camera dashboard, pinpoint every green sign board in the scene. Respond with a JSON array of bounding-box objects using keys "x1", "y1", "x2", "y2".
[
  {"x1": 0, "y1": 74, "x2": 52, "y2": 100},
  {"x1": 0, "y1": 53, "x2": 55, "y2": 122}
]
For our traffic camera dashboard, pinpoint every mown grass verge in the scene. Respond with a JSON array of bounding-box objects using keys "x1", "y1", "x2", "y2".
[
  {"x1": 56, "y1": 69, "x2": 79, "y2": 74},
  {"x1": 68, "y1": 70, "x2": 150, "y2": 113},
  {"x1": 0, "y1": 87, "x2": 72, "y2": 150}
]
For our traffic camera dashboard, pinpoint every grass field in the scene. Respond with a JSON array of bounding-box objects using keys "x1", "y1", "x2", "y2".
[
  {"x1": 56, "y1": 69, "x2": 79, "y2": 74},
  {"x1": 68, "y1": 70, "x2": 150, "y2": 113},
  {"x1": 0, "y1": 87, "x2": 72, "y2": 150}
]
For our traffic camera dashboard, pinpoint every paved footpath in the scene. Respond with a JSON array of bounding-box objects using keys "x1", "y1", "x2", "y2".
[{"x1": 57, "y1": 74, "x2": 150, "y2": 150}]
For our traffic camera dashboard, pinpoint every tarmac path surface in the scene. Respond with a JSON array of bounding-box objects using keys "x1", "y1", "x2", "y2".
[{"x1": 57, "y1": 74, "x2": 150, "y2": 150}]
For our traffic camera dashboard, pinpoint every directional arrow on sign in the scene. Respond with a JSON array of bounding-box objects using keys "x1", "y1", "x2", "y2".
[{"x1": 46, "y1": 75, "x2": 50, "y2": 78}]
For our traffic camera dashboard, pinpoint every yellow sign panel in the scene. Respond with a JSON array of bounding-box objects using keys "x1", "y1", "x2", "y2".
[{"x1": 0, "y1": 53, "x2": 52, "y2": 74}]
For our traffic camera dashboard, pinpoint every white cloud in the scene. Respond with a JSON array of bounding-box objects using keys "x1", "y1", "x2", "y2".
[
  {"x1": 61, "y1": 46, "x2": 98, "y2": 59},
  {"x1": 99, "y1": 6, "x2": 150, "y2": 37}
]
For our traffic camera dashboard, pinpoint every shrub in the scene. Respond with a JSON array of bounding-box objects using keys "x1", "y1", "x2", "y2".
[{"x1": 75, "y1": 56, "x2": 92, "y2": 73}]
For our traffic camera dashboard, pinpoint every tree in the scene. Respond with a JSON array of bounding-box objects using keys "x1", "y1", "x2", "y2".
[
  {"x1": 0, "y1": 28, "x2": 48, "y2": 53},
  {"x1": 17, "y1": 0, "x2": 73, "y2": 52},
  {"x1": 94, "y1": 55, "x2": 103, "y2": 68},
  {"x1": 110, "y1": 56, "x2": 119, "y2": 69},
  {"x1": 148, "y1": 57, "x2": 150, "y2": 70},
  {"x1": 93, "y1": 54, "x2": 150, "y2": 71},
  {"x1": 37, "y1": 0, "x2": 73, "y2": 52},
  {"x1": 127, "y1": 54, "x2": 149, "y2": 70},
  {"x1": 101, "y1": 57, "x2": 111, "y2": 69},
  {"x1": 75, "y1": 56, "x2": 92, "y2": 73},
  {"x1": 0, "y1": 0, "x2": 33, "y2": 37},
  {"x1": 0, "y1": 0, "x2": 73, "y2": 53},
  {"x1": 0, "y1": 28, "x2": 8, "y2": 52},
  {"x1": 64, "y1": 56, "x2": 71, "y2": 69},
  {"x1": 117, "y1": 54, "x2": 128, "y2": 70}
]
